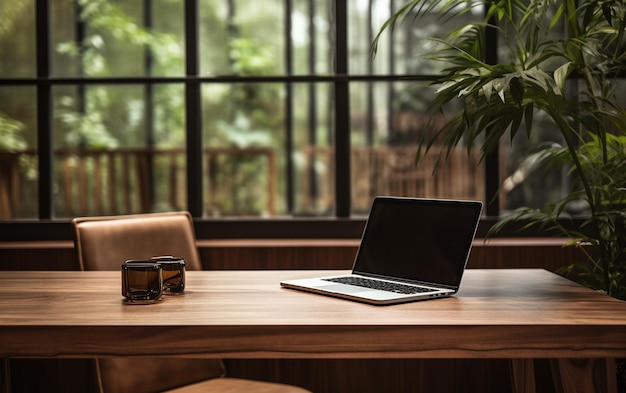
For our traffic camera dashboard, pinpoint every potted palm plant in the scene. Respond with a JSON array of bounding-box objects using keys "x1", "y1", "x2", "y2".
[{"x1": 373, "y1": 0, "x2": 626, "y2": 300}]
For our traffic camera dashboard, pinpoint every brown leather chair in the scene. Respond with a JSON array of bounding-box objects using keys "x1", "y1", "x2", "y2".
[{"x1": 72, "y1": 211, "x2": 311, "y2": 393}]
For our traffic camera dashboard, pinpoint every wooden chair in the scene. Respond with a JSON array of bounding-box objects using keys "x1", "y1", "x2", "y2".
[{"x1": 72, "y1": 211, "x2": 311, "y2": 393}]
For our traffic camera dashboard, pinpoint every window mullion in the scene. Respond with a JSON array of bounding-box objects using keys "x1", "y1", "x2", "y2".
[
  {"x1": 36, "y1": 0, "x2": 53, "y2": 219},
  {"x1": 334, "y1": 0, "x2": 350, "y2": 218},
  {"x1": 484, "y1": 0, "x2": 500, "y2": 216},
  {"x1": 285, "y1": 0, "x2": 295, "y2": 213},
  {"x1": 185, "y1": 0, "x2": 203, "y2": 217},
  {"x1": 144, "y1": 0, "x2": 156, "y2": 210}
]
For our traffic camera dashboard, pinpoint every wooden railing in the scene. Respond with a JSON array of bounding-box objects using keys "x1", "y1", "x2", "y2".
[
  {"x1": 0, "y1": 153, "x2": 20, "y2": 220},
  {"x1": 300, "y1": 146, "x2": 486, "y2": 212},
  {"x1": 1, "y1": 145, "x2": 489, "y2": 219},
  {"x1": 0, "y1": 147, "x2": 276, "y2": 218}
]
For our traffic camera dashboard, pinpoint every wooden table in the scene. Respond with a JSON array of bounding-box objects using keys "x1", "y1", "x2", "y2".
[{"x1": 1, "y1": 269, "x2": 625, "y2": 392}]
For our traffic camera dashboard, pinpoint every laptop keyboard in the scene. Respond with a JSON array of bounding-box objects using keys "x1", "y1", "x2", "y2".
[{"x1": 322, "y1": 276, "x2": 434, "y2": 294}]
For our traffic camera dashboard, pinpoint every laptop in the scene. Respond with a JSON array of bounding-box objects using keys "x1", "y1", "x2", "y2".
[{"x1": 280, "y1": 196, "x2": 483, "y2": 305}]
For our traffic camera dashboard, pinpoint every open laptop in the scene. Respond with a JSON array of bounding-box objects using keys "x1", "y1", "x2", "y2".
[{"x1": 280, "y1": 196, "x2": 483, "y2": 305}]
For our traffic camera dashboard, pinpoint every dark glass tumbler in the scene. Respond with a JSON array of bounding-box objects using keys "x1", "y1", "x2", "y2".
[
  {"x1": 121, "y1": 260, "x2": 163, "y2": 304},
  {"x1": 151, "y1": 256, "x2": 186, "y2": 294}
]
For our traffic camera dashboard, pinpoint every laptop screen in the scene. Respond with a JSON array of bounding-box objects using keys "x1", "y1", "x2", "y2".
[{"x1": 353, "y1": 197, "x2": 482, "y2": 288}]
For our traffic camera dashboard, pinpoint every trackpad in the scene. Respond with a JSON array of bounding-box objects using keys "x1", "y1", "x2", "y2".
[{"x1": 318, "y1": 284, "x2": 365, "y2": 294}]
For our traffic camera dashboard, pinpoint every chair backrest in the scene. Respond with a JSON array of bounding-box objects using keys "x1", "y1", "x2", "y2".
[
  {"x1": 73, "y1": 211, "x2": 202, "y2": 271},
  {"x1": 72, "y1": 211, "x2": 223, "y2": 393}
]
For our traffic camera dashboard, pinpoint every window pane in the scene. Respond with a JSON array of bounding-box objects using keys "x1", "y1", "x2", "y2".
[
  {"x1": 200, "y1": 0, "x2": 285, "y2": 76},
  {"x1": 52, "y1": 0, "x2": 184, "y2": 78},
  {"x1": 0, "y1": 87, "x2": 38, "y2": 219},
  {"x1": 292, "y1": 0, "x2": 332, "y2": 75},
  {"x1": 499, "y1": 115, "x2": 566, "y2": 214},
  {"x1": 51, "y1": 0, "x2": 77, "y2": 77},
  {"x1": 0, "y1": 1, "x2": 36, "y2": 78},
  {"x1": 350, "y1": 81, "x2": 485, "y2": 214},
  {"x1": 292, "y1": 82, "x2": 333, "y2": 215},
  {"x1": 151, "y1": 83, "x2": 187, "y2": 211},
  {"x1": 349, "y1": 0, "x2": 384, "y2": 76},
  {"x1": 202, "y1": 83, "x2": 284, "y2": 216},
  {"x1": 499, "y1": 78, "x2": 626, "y2": 215},
  {"x1": 52, "y1": 84, "x2": 186, "y2": 217},
  {"x1": 367, "y1": 0, "x2": 482, "y2": 75},
  {"x1": 152, "y1": 0, "x2": 185, "y2": 77}
]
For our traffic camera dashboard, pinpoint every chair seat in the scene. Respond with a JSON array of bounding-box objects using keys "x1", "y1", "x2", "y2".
[{"x1": 166, "y1": 377, "x2": 311, "y2": 393}]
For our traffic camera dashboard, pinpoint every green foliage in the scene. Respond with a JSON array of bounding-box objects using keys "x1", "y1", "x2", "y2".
[
  {"x1": 229, "y1": 38, "x2": 276, "y2": 76},
  {"x1": 0, "y1": 113, "x2": 26, "y2": 152},
  {"x1": 206, "y1": 37, "x2": 281, "y2": 151},
  {"x1": 57, "y1": 96, "x2": 120, "y2": 149},
  {"x1": 57, "y1": 0, "x2": 182, "y2": 76},
  {"x1": 216, "y1": 114, "x2": 272, "y2": 148},
  {"x1": 56, "y1": 0, "x2": 185, "y2": 149},
  {"x1": 374, "y1": 0, "x2": 626, "y2": 299},
  {"x1": 490, "y1": 134, "x2": 626, "y2": 299}
]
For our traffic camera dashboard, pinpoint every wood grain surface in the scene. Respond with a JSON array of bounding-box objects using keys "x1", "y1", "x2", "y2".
[{"x1": 1, "y1": 269, "x2": 626, "y2": 362}]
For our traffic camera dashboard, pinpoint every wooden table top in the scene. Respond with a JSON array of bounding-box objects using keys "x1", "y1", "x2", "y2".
[{"x1": 1, "y1": 269, "x2": 626, "y2": 359}]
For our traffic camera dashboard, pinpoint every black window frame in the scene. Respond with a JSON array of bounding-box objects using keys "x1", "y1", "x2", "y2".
[{"x1": 0, "y1": 0, "x2": 561, "y2": 241}]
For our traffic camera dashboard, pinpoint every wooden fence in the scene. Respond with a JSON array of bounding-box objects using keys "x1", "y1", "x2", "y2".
[
  {"x1": 300, "y1": 146, "x2": 485, "y2": 213},
  {"x1": 1, "y1": 146, "x2": 488, "y2": 219},
  {"x1": 0, "y1": 148, "x2": 276, "y2": 218}
]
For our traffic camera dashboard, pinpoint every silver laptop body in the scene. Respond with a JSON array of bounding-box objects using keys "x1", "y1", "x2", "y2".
[{"x1": 280, "y1": 197, "x2": 483, "y2": 305}]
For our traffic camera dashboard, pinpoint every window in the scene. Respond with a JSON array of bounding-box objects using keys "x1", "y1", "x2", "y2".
[{"x1": 0, "y1": 0, "x2": 557, "y2": 231}]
